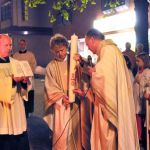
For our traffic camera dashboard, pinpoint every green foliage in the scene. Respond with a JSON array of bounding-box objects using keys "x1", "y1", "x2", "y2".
[
  {"x1": 24, "y1": 0, "x2": 96, "y2": 23},
  {"x1": 104, "y1": 0, "x2": 124, "y2": 9},
  {"x1": 28, "y1": 0, "x2": 46, "y2": 8}
]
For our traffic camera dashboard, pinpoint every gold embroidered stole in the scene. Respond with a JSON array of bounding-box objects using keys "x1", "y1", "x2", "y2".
[{"x1": 53, "y1": 60, "x2": 65, "y2": 94}]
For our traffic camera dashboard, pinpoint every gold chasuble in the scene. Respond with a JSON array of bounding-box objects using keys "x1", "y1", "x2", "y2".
[{"x1": 90, "y1": 40, "x2": 139, "y2": 150}]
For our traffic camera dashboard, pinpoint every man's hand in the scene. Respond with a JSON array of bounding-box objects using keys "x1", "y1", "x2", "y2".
[
  {"x1": 144, "y1": 92, "x2": 150, "y2": 100},
  {"x1": 62, "y1": 95, "x2": 71, "y2": 108},
  {"x1": 12, "y1": 76, "x2": 24, "y2": 82},
  {"x1": 22, "y1": 77, "x2": 29, "y2": 83},
  {"x1": 73, "y1": 89, "x2": 85, "y2": 97},
  {"x1": 73, "y1": 53, "x2": 82, "y2": 62},
  {"x1": 12, "y1": 76, "x2": 29, "y2": 83},
  {"x1": 134, "y1": 75, "x2": 141, "y2": 84},
  {"x1": 87, "y1": 66, "x2": 96, "y2": 76}
]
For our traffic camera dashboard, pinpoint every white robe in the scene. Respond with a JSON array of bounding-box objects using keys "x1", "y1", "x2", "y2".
[
  {"x1": 0, "y1": 58, "x2": 28, "y2": 135},
  {"x1": 90, "y1": 40, "x2": 139, "y2": 150},
  {"x1": 44, "y1": 59, "x2": 81, "y2": 150}
]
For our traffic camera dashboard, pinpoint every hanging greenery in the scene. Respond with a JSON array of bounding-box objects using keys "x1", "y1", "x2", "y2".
[
  {"x1": 23, "y1": 0, "x2": 46, "y2": 21},
  {"x1": 24, "y1": 0, "x2": 96, "y2": 23}
]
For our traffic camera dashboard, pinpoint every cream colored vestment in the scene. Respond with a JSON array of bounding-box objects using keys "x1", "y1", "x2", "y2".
[
  {"x1": 90, "y1": 40, "x2": 139, "y2": 150},
  {"x1": 0, "y1": 58, "x2": 28, "y2": 135},
  {"x1": 44, "y1": 59, "x2": 82, "y2": 150}
]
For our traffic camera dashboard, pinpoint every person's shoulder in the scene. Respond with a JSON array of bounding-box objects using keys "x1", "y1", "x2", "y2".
[
  {"x1": 129, "y1": 50, "x2": 135, "y2": 55},
  {"x1": 46, "y1": 60, "x2": 56, "y2": 68},
  {"x1": 9, "y1": 57, "x2": 20, "y2": 64},
  {"x1": 102, "y1": 44, "x2": 118, "y2": 55},
  {"x1": 27, "y1": 50, "x2": 35, "y2": 55},
  {"x1": 123, "y1": 50, "x2": 135, "y2": 54},
  {"x1": 13, "y1": 51, "x2": 20, "y2": 56},
  {"x1": 9, "y1": 57, "x2": 15, "y2": 61},
  {"x1": 13, "y1": 51, "x2": 19, "y2": 54}
]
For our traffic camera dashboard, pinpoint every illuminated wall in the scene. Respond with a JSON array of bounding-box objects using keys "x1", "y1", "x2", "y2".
[{"x1": 93, "y1": 11, "x2": 136, "y2": 51}]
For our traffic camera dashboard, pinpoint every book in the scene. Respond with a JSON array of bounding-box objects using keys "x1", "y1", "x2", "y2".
[{"x1": 11, "y1": 60, "x2": 33, "y2": 77}]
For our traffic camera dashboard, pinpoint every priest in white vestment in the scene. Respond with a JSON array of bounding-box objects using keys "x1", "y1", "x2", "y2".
[
  {"x1": 0, "y1": 34, "x2": 30, "y2": 150},
  {"x1": 44, "y1": 34, "x2": 82, "y2": 150},
  {"x1": 13, "y1": 39, "x2": 37, "y2": 118},
  {"x1": 84, "y1": 29, "x2": 139, "y2": 150}
]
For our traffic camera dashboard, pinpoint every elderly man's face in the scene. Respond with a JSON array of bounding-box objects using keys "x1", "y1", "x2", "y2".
[
  {"x1": 85, "y1": 36, "x2": 97, "y2": 54},
  {"x1": 53, "y1": 45, "x2": 67, "y2": 61},
  {"x1": 0, "y1": 35, "x2": 12, "y2": 57}
]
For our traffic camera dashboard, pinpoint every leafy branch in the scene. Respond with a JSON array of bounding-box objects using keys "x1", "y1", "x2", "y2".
[
  {"x1": 104, "y1": 0, "x2": 124, "y2": 8},
  {"x1": 25, "y1": 0, "x2": 46, "y2": 8},
  {"x1": 24, "y1": 0, "x2": 96, "y2": 23}
]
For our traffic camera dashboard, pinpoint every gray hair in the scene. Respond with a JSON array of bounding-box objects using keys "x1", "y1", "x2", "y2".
[
  {"x1": 86, "y1": 28, "x2": 105, "y2": 40},
  {"x1": 49, "y1": 34, "x2": 69, "y2": 51}
]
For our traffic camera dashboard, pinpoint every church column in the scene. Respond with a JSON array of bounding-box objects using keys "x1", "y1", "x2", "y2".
[{"x1": 134, "y1": 0, "x2": 149, "y2": 53}]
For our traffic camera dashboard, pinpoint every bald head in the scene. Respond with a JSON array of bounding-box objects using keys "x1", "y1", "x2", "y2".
[
  {"x1": 0, "y1": 34, "x2": 10, "y2": 40},
  {"x1": 0, "y1": 34, "x2": 12, "y2": 57},
  {"x1": 125, "y1": 42, "x2": 131, "y2": 50}
]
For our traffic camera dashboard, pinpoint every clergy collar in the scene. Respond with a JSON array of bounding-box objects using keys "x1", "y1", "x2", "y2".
[
  {"x1": 19, "y1": 50, "x2": 27, "y2": 53},
  {"x1": 64, "y1": 56, "x2": 67, "y2": 61},
  {"x1": 0, "y1": 57, "x2": 10, "y2": 63}
]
